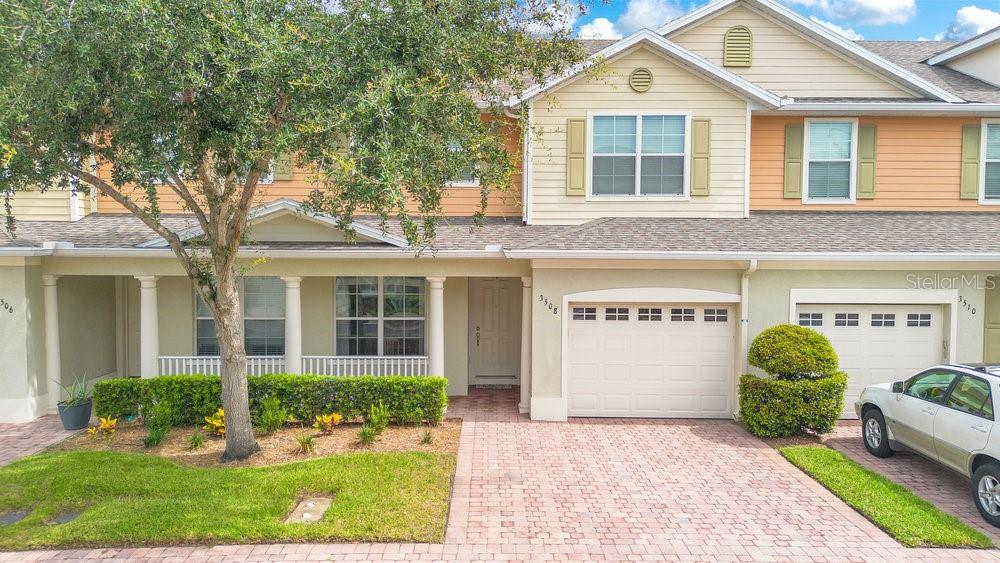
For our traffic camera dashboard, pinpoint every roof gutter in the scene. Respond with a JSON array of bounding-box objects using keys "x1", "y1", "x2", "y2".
[
  {"x1": 770, "y1": 103, "x2": 1000, "y2": 115},
  {"x1": 503, "y1": 249, "x2": 1000, "y2": 262},
  {"x1": 10, "y1": 245, "x2": 507, "y2": 259}
]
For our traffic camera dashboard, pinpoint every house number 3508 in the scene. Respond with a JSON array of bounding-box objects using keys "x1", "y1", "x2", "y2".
[
  {"x1": 538, "y1": 295, "x2": 559, "y2": 315},
  {"x1": 0, "y1": 298, "x2": 12, "y2": 315}
]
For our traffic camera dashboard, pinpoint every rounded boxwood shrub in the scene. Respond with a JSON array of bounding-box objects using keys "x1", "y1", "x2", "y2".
[
  {"x1": 739, "y1": 372, "x2": 847, "y2": 438},
  {"x1": 748, "y1": 324, "x2": 838, "y2": 380}
]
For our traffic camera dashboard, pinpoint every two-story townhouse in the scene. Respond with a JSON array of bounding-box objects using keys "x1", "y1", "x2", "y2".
[{"x1": 3, "y1": 0, "x2": 1000, "y2": 424}]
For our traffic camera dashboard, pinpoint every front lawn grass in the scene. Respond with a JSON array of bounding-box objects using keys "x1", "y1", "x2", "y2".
[
  {"x1": 780, "y1": 445, "x2": 993, "y2": 548},
  {"x1": 0, "y1": 450, "x2": 455, "y2": 549}
]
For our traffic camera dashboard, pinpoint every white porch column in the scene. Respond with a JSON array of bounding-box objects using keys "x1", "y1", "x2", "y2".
[
  {"x1": 135, "y1": 276, "x2": 159, "y2": 378},
  {"x1": 43, "y1": 275, "x2": 61, "y2": 412},
  {"x1": 426, "y1": 277, "x2": 446, "y2": 377},
  {"x1": 282, "y1": 276, "x2": 303, "y2": 374},
  {"x1": 519, "y1": 276, "x2": 533, "y2": 414}
]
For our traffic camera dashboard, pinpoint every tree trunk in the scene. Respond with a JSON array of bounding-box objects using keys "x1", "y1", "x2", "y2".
[{"x1": 214, "y1": 272, "x2": 260, "y2": 461}]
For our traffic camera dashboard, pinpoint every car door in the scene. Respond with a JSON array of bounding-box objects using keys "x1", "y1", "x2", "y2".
[
  {"x1": 933, "y1": 374, "x2": 995, "y2": 474},
  {"x1": 887, "y1": 368, "x2": 960, "y2": 459}
]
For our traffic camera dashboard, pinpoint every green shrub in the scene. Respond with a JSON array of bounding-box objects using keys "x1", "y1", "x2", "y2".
[
  {"x1": 357, "y1": 424, "x2": 377, "y2": 445},
  {"x1": 142, "y1": 400, "x2": 176, "y2": 448},
  {"x1": 421, "y1": 429, "x2": 432, "y2": 445},
  {"x1": 366, "y1": 401, "x2": 389, "y2": 435},
  {"x1": 748, "y1": 324, "x2": 838, "y2": 380},
  {"x1": 94, "y1": 374, "x2": 448, "y2": 425},
  {"x1": 254, "y1": 397, "x2": 287, "y2": 434},
  {"x1": 739, "y1": 372, "x2": 848, "y2": 438},
  {"x1": 187, "y1": 429, "x2": 206, "y2": 450},
  {"x1": 143, "y1": 426, "x2": 169, "y2": 448},
  {"x1": 293, "y1": 433, "x2": 314, "y2": 455}
]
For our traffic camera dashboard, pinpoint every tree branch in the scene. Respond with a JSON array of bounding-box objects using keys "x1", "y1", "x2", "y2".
[{"x1": 163, "y1": 166, "x2": 210, "y2": 233}]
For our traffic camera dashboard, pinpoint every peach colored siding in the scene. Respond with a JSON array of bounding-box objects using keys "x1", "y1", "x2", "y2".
[
  {"x1": 95, "y1": 122, "x2": 523, "y2": 217},
  {"x1": 751, "y1": 116, "x2": 982, "y2": 211}
]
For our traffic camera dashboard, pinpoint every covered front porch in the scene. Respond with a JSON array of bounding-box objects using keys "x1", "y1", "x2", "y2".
[{"x1": 39, "y1": 266, "x2": 534, "y2": 417}]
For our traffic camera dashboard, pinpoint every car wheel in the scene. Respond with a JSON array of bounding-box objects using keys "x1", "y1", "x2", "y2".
[
  {"x1": 973, "y1": 463, "x2": 1000, "y2": 527},
  {"x1": 862, "y1": 409, "x2": 894, "y2": 458}
]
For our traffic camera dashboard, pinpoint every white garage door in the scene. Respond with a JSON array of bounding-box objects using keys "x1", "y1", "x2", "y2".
[
  {"x1": 568, "y1": 304, "x2": 734, "y2": 418},
  {"x1": 796, "y1": 304, "x2": 945, "y2": 417}
]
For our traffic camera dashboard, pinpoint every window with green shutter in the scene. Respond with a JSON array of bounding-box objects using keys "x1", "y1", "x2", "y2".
[
  {"x1": 590, "y1": 113, "x2": 689, "y2": 197},
  {"x1": 985, "y1": 123, "x2": 1000, "y2": 201},
  {"x1": 804, "y1": 119, "x2": 856, "y2": 202}
]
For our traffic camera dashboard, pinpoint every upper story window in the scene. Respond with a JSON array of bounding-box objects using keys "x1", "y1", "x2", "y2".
[
  {"x1": 445, "y1": 140, "x2": 479, "y2": 187},
  {"x1": 195, "y1": 276, "x2": 285, "y2": 356},
  {"x1": 591, "y1": 114, "x2": 688, "y2": 198},
  {"x1": 984, "y1": 122, "x2": 1000, "y2": 201},
  {"x1": 803, "y1": 119, "x2": 856, "y2": 203}
]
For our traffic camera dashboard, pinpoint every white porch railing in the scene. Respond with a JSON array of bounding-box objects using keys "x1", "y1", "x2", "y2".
[
  {"x1": 302, "y1": 356, "x2": 429, "y2": 376},
  {"x1": 158, "y1": 356, "x2": 285, "y2": 376},
  {"x1": 157, "y1": 355, "x2": 429, "y2": 377}
]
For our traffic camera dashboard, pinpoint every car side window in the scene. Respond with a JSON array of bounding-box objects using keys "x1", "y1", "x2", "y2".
[
  {"x1": 904, "y1": 369, "x2": 958, "y2": 403},
  {"x1": 946, "y1": 375, "x2": 994, "y2": 420}
]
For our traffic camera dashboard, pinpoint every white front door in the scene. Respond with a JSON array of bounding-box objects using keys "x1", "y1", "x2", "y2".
[
  {"x1": 468, "y1": 278, "x2": 521, "y2": 385},
  {"x1": 796, "y1": 304, "x2": 945, "y2": 417},
  {"x1": 567, "y1": 304, "x2": 734, "y2": 418}
]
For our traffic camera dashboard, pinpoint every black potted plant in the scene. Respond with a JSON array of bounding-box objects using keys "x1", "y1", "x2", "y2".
[{"x1": 56, "y1": 374, "x2": 92, "y2": 430}]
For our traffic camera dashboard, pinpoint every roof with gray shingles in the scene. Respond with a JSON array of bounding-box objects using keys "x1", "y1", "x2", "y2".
[
  {"x1": 7, "y1": 211, "x2": 1000, "y2": 255},
  {"x1": 856, "y1": 41, "x2": 1000, "y2": 104}
]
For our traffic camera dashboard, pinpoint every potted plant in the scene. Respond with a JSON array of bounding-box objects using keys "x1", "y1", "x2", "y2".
[{"x1": 56, "y1": 374, "x2": 92, "y2": 430}]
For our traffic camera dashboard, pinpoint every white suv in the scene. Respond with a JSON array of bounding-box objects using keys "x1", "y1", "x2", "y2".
[{"x1": 855, "y1": 364, "x2": 1000, "y2": 527}]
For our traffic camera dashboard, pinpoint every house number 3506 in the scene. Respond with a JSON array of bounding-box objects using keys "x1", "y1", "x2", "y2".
[
  {"x1": 0, "y1": 298, "x2": 12, "y2": 315},
  {"x1": 538, "y1": 295, "x2": 559, "y2": 315}
]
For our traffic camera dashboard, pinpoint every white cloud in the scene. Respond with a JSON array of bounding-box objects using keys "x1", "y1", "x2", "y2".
[
  {"x1": 525, "y1": 2, "x2": 583, "y2": 37},
  {"x1": 574, "y1": 0, "x2": 685, "y2": 41},
  {"x1": 934, "y1": 6, "x2": 1000, "y2": 41},
  {"x1": 809, "y1": 15, "x2": 864, "y2": 40},
  {"x1": 578, "y1": 18, "x2": 623, "y2": 40},
  {"x1": 617, "y1": 0, "x2": 685, "y2": 34},
  {"x1": 783, "y1": 0, "x2": 915, "y2": 25}
]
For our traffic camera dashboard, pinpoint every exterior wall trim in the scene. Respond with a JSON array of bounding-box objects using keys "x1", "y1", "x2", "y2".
[
  {"x1": 980, "y1": 118, "x2": 999, "y2": 205},
  {"x1": 787, "y1": 287, "x2": 959, "y2": 363},
  {"x1": 801, "y1": 117, "x2": 859, "y2": 205},
  {"x1": 926, "y1": 28, "x2": 1000, "y2": 66}
]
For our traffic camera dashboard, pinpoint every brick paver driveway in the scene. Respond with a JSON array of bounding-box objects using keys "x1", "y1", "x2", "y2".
[
  {"x1": 827, "y1": 421, "x2": 1000, "y2": 547},
  {"x1": 3, "y1": 390, "x2": 998, "y2": 561}
]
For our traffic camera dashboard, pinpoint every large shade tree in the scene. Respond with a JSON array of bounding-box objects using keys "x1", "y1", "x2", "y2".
[{"x1": 0, "y1": 0, "x2": 586, "y2": 459}]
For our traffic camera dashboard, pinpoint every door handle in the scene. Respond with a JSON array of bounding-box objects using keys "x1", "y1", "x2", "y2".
[{"x1": 973, "y1": 424, "x2": 990, "y2": 433}]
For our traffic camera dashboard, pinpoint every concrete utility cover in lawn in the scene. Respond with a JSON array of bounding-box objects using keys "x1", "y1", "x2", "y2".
[
  {"x1": 0, "y1": 510, "x2": 29, "y2": 525},
  {"x1": 285, "y1": 496, "x2": 333, "y2": 524},
  {"x1": 47, "y1": 511, "x2": 79, "y2": 525}
]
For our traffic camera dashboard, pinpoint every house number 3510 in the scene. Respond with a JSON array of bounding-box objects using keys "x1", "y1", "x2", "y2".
[
  {"x1": 0, "y1": 298, "x2": 12, "y2": 315},
  {"x1": 538, "y1": 295, "x2": 559, "y2": 315}
]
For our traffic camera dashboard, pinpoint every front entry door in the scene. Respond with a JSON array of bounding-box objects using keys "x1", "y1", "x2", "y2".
[{"x1": 468, "y1": 278, "x2": 521, "y2": 385}]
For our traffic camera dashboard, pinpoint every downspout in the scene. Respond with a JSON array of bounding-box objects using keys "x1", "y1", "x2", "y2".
[
  {"x1": 735, "y1": 259, "x2": 758, "y2": 420},
  {"x1": 743, "y1": 104, "x2": 752, "y2": 219}
]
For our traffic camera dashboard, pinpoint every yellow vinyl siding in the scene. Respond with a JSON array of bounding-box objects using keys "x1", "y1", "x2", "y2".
[
  {"x1": 528, "y1": 46, "x2": 748, "y2": 225},
  {"x1": 10, "y1": 189, "x2": 91, "y2": 221},
  {"x1": 947, "y1": 43, "x2": 1000, "y2": 88},
  {"x1": 669, "y1": 4, "x2": 916, "y2": 99}
]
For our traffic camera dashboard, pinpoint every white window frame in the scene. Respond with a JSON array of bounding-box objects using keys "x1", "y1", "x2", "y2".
[
  {"x1": 585, "y1": 110, "x2": 691, "y2": 201},
  {"x1": 445, "y1": 141, "x2": 480, "y2": 188},
  {"x1": 334, "y1": 276, "x2": 426, "y2": 357},
  {"x1": 980, "y1": 118, "x2": 1000, "y2": 205},
  {"x1": 193, "y1": 276, "x2": 285, "y2": 356},
  {"x1": 802, "y1": 117, "x2": 858, "y2": 205}
]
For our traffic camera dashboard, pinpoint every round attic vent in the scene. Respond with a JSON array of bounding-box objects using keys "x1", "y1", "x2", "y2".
[{"x1": 628, "y1": 68, "x2": 653, "y2": 93}]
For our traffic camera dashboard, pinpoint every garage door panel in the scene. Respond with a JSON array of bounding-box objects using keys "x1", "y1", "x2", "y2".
[
  {"x1": 797, "y1": 304, "x2": 943, "y2": 418},
  {"x1": 568, "y1": 303, "x2": 734, "y2": 418}
]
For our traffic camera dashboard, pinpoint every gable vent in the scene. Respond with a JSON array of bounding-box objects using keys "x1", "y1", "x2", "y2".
[
  {"x1": 723, "y1": 26, "x2": 752, "y2": 68},
  {"x1": 628, "y1": 68, "x2": 653, "y2": 93}
]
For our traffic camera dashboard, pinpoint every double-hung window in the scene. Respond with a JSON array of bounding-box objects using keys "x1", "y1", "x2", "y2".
[
  {"x1": 984, "y1": 121, "x2": 1000, "y2": 201},
  {"x1": 336, "y1": 276, "x2": 425, "y2": 356},
  {"x1": 804, "y1": 119, "x2": 856, "y2": 202},
  {"x1": 195, "y1": 276, "x2": 285, "y2": 356},
  {"x1": 445, "y1": 140, "x2": 479, "y2": 187},
  {"x1": 591, "y1": 114, "x2": 688, "y2": 197}
]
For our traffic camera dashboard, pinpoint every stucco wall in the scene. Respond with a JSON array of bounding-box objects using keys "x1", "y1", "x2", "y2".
[
  {"x1": 0, "y1": 261, "x2": 46, "y2": 422},
  {"x1": 57, "y1": 276, "x2": 117, "y2": 384},
  {"x1": 529, "y1": 266, "x2": 742, "y2": 399},
  {"x1": 747, "y1": 269, "x2": 989, "y2": 363}
]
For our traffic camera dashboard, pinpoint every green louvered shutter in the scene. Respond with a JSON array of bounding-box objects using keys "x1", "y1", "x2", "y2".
[
  {"x1": 960, "y1": 124, "x2": 981, "y2": 200},
  {"x1": 690, "y1": 119, "x2": 711, "y2": 196},
  {"x1": 856, "y1": 124, "x2": 877, "y2": 199},
  {"x1": 783, "y1": 123, "x2": 804, "y2": 199},
  {"x1": 566, "y1": 118, "x2": 586, "y2": 196},
  {"x1": 272, "y1": 153, "x2": 293, "y2": 181}
]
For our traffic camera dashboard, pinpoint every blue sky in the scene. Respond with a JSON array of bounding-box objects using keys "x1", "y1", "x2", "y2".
[{"x1": 570, "y1": 0, "x2": 1000, "y2": 42}]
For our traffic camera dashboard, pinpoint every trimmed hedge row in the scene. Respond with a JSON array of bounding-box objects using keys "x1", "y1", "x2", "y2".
[
  {"x1": 94, "y1": 374, "x2": 448, "y2": 425},
  {"x1": 739, "y1": 372, "x2": 848, "y2": 438}
]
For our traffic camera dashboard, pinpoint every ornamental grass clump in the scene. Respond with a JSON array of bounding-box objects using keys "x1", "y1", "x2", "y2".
[{"x1": 740, "y1": 324, "x2": 847, "y2": 438}]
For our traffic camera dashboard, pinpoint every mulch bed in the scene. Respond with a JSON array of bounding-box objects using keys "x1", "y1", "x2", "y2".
[{"x1": 49, "y1": 418, "x2": 462, "y2": 468}]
